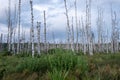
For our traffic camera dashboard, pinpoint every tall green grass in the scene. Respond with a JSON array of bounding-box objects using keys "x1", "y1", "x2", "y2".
[{"x1": 0, "y1": 48, "x2": 120, "y2": 80}]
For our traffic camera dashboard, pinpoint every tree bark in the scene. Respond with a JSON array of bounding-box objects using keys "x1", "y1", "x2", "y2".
[
  {"x1": 36, "y1": 22, "x2": 41, "y2": 54},
  {"x1": 64, "y1": 0, "x2": 71, "y2": 50},
  {"x1": 30, "y1": 0, "x2": 35, "y2": 57}
]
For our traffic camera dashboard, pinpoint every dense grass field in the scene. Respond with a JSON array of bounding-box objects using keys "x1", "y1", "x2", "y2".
[{"x1": 0, "y1": 49, "x2": 120, "y2": 80}]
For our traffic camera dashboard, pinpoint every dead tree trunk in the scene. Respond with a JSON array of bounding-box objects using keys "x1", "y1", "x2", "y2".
[
  {"x1": 52, "y1": 31, "x2": 56, "y2": 49},
  {"x1": 64, "y1": 0, "x2": 71, "y2": 50},
  {"x1": 74, "y1": 0, "x2": 79, "y2": 52},
  {"x1": 30, "y1": 0, "x2": 35, "y2": 57},
  {"x1": 111, "y1": 6, "x2": 119, "y2": 53},
  {"x1": 97, "y1": 7, "x2": 103, "y2": 53},
  {"x1": 17, "y1": 0, "x2": 21, "y2": 54},
  {"x1": 44, "y1": 11, "x2": 47, "y2": 52},
  {"x1": 28, "y1": 28, "x2": 32, "y2": 53},
  {"x1": 12, "y1": 29, "x2": 16, "y2": 54},
  {"x1": 79, "y1": 20, "x2": 83, "y2": 51},
  {"x1": 71, "y1": 17, "x2": 74, "y2": 52},
  {"x1": 12, "y1": 3, "x2": 17, "y2": 54},
  {"x1": 8, "y1": 0, "x2": 11, "y2": 52},
  {"x1": 0, "y1": 34, "x2": 3, "y2": 50},
  {"x1": 10, "y1": 22, "x2": 13, "y2": 52},
  {"x1": 81, "y1": 17, "x2": 87, "y2": 54},
  {"x1": 86, "y1": 0, "x2": 93, "y2": 55},
  {"x1": 36, "y1": 22, "x2": 41, "y2": 54}
]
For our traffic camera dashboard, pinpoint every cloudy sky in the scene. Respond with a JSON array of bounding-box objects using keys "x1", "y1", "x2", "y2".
[{"x1": 0, "y1": 0, "x2": 120, "y2": 42}]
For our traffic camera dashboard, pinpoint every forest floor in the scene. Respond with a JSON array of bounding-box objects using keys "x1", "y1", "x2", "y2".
[{"x1": 0, "y1": 49, "x2": 120, "y2": 80}]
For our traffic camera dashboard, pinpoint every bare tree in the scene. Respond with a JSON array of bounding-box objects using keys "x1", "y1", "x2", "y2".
[
  {"x1": 111, "y1": 6, "x2": 119, "y2": 53},
  {"x1": 12, "y1": 3, "x2": 18, "y2": 54},
  {"x1": 12, "y1": 29, "x2": 16, "y2": 54},
  {"x1": 30, "y1": 0, "x2": 35, "y2": 57},
  {"x1": 97, "y1": 7, "x2": 104, "y2": 53},
  {"x1": 81, "y1": 17, "x2": 87, "y2": 54},
  {"x1": 71, "y1": 17, "x2": 74, "y2": 52},
  {"x1": 52, "y1": 32, "x2": 55, "y2": 44},
  {"x1": 8, "y1": 0, "x2": 11, "y2": 52},
  {"x1": 0, "y1": 34, "x2": 3, "y2": 50},
  {"x1": 44, "y1": 11, "x2": 47, "y2": 52},
  {"x1": 36, "y1": 22, "x2": 41, "y2": 54},
  {"x1": 28, "y1": 28, "x2": 32, "y2": 53},
  {"x1": 86, "y1": 0, "x2": 93, "y2": 55},
  {"x1": 64, "y1": 0, "x2": 71, "y2": 49},
  {"x1": 74, "y1": 0, "x2": 79, "y2": 52},
  {"x1": 17, "y1": 0, "x2": 21, "y2": 54},
  {"x1": 10, "y1": 22, "x2": 13, "y2": 52}
]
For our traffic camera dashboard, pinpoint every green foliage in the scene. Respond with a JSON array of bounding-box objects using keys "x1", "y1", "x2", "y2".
[
  {"x1": 0, "y1": 51, "x2": 12, "y2": 56},
  {"x1": 48, "y1": 53, "x2": 77, "y2": 71},
  {"x1": 16, "y1": 53, "x2": 32, "y2": 57},
  {"x1": 0, "y1": 49, "x2": 120, "y2": 80},
  {"x1": 48, "y1": 69, "x2": 69, "y2": 80},
  {"x1": 16, "y1": 57, "x2": 49, "y2": 73}
]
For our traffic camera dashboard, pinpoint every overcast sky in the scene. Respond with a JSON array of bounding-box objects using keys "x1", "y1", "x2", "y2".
[{"x1": 0, "y1": 0, "x2": 120, "y2": 42}]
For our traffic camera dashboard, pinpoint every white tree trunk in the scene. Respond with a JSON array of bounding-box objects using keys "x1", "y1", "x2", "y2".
[
  {"x1": 44, "y1": 11, "x2": 47, "y2": 52},
  {"x1": 86, "y1": 0, "x2": 93, "y2": 55},
  {"x1": 36, "y1": 22, "x2": 41, "y2": 54},
  {"x1": 71, "y1": 17, "x2": 74, "y2": 52},
  {"x1": 0, "y1": 34, "x2": 3, "y2": 50},
  {"x1": 30, "y1": 0, "x2": 35, "y2": 57},
  {"x1": 17, "y1": 0, "x2": 21, "y2": 54},
  {"x1": 8, "y1": 0, "x2": 11, "y2": 52},
  {"x1": 64, "y1": 0, "x2": 71, "y2": 50},
  {"x1": 74, "y1": 0, "x2": 79, "y2": 52},
  {"x1": 97, "y1": 7, "x2": 103, "y2": 53}
]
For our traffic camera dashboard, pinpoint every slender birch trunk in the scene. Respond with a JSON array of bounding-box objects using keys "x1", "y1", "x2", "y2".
[
  {"x1": 74, "y1": 0, "x2": 79, "y2": 52},
  {"x1": 106, "y1": 29, "x2": 109, "y2": 53},
  {"x1": 12, "y1": 29, "x2": 16, "y2": 54},
  {"x1": 28, "y1": 28, "x2": 32, "y2": 53},
  {"x1": 71, "y1": 17, "x2": 74, "y2": 52},
  {"x1": 86, "y1": 0, "x2": 93, "y2": 55},
  {"x1": 30, "y1": 0, "x2": 35, "y2": 57},
  {"x1": 97, "y1": 7, "x2": 103, "y2": 53},
  {"x1": 44, "y1": 11, "x2": 47, "y2": 52},
  {"x1": 36, "y1": 22, "x2": 41, "y2": 54},
  {"x1": 8, "y1": 19, "x2": 13, "y2": 53},
  {"x1": 52, "y1": 31, "x2": 56, "y2": 49},
  {"x1": 8, "y1": 0, "x2": 11, "y2": 52},
  {"x1": 17, "y1": 0, "x2": 21, "y2": 54},
  {"x1": 111, "y1": 6, "x2": 119, "y2": 53},
  {"x1": 12, "y1": 3, "x2": 17, "y2": 54},
  {"x1": 0, "y1": 34, "x2": 3, "y2": 50},
  {"x1": 79, "y1": 20, "x2": 82, "y2": 51},
  {"x1": 64, "y1": 0, "x2": 71, "y2": 50},
  {"x1": 81, "y1": 17, "x2": 87, "y2": 54}
]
